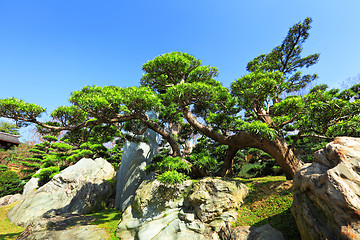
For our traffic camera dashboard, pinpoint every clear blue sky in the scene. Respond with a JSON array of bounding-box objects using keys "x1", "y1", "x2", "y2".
[{"x1": 0, "y1": 1, "x2": 359, "y2": 140}]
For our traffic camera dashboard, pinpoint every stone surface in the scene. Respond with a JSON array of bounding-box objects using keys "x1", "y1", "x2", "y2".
[
  {"x1": 0, "y1": 193, "x2": 22, "y2": 207},
  {"x1": 116, "y1": 177, "x2": 248, "y2": 240},
  {"x1": 292, "y1": 137, "x2": 360, "y2": 240},
  {"x1": 115, "y1": 111, "x2": 159, "y2": 211},
  {"x1": 22, "y1": 170, "x2": 40, "y2": 197},
  {"x1": 219, "y1": 223, "x2": 285, "y2": 240},
  {"x1": 7, "y1": 158, "x2": 115, "y2": 226},
  {"x1": 16, "y1": 213, "x2": 109, "y2": 240}
]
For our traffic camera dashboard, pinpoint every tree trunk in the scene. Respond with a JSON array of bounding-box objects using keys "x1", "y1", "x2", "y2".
[
  {"x1": 182, "y1": 107, "x2": 303, "y2": 179},
  {"x1": 219, "y1": 146, "x2": 239, "y2": 177},
  {"x1": 254, "y1": 137, "x2": 303, "y2": 179}
]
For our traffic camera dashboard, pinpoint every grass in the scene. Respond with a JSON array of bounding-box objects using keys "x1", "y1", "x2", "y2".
[
  {"x1": 86, "y1": 208, "x2": 122, "y2": 240},
  {"x1": 0, "y1": 202, "x2": 25, "y2": 240},
  {"x1": 236, "y1": 176, "x2": 301, "y2": 240}
]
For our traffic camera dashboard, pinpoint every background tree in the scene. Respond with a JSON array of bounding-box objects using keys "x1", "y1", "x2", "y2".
[{"x1": 0, "y1": 120, "x2": 20, "y2": 135}]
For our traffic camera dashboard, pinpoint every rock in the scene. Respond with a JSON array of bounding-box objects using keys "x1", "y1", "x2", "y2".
[
  {"x1": 219, "y1": 223, "x2": 285, "y2": 240},
  {"x1": 115, "y1": 111, "x2": 159, "y2": 211},
  {"x1": 18, "y1": 226, "x2": 109, "y2": 240},
  {"x1": 7, "y1": 158, "x2": 115, "y2": 226},
  {"x1": 116, "y1": 177, "x2": 248, "y2": 240},
  {"x1": 0, "y1": 193, "x2": 22, "y2": 207},
  {"x1": 292, "y1": 137, "x2": 360, "y2": 239},
  {"x1": 16, "y1": 213, "x2": 109, "y2": 240},
  {"x1": 22, "y1": 170, "x2": 40, "y2": 197}
]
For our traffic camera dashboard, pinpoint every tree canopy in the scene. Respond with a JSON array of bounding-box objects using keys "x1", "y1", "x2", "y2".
[{"x1": 1, "y1": 18, "x2": 359, "y2": 181}]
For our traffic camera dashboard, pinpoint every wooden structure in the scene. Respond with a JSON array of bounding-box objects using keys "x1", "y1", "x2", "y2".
[{"x1": 0, "y1": 132, "x2": 20, "y2": 150}]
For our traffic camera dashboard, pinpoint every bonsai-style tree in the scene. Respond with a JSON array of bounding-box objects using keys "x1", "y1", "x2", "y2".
[{"x1": 1, "y1": 18, "x2": 359, "y2": 180}]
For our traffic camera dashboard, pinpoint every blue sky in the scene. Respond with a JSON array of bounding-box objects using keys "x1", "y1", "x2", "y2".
[{"x1": 0, "y1": 1, "x2": 359, "y2": 141}]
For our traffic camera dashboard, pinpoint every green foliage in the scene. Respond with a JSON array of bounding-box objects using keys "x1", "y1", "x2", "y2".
[
  {"x1": 21, "y1": 136, "x2": 75, "y2": 183},
  {"x1": 141, "y1": 52, "x2": 218, "y2": 93},
  {"x1": 0, "y1": 170, "x2": 24, "y2": 198},
  {"x1": 156, "y1": 170, "x2": 189, "y2": 185},
  {"x1": 145, "y1": 155, "x2": 191, "y2": 184},
  {"x1": 0, "y1": 97, "x2": 45, "y2": 127},
  {"x1": 246, "y1": 18, "x2": 319, "y2": 93},
  {"x1": 0, "y1": 121, "x2": 20, "y2": 135},
  {"x1": 236, "y1": 121, "x2": 278, "y2": 141},
  {"x1": 187, "y1": 137, "x2": 224, "y2": 176},
  {"x1": 0, "y1": 164, "x2": 8, "y2": 171},
  {"x1": 231, "y1": 70, "x2": 286, "y2": 111}
]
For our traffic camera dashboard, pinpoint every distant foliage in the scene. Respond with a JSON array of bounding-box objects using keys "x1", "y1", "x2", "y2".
[
  {"x1": 0, "y1": 121, "x2": 20, "y2": 135},
  {"x1": 22, "y1": 134, "x2": 123, "y2": 185},
  {"x1": 0, "y1": 170, "x2": 24, "y2": 198}
]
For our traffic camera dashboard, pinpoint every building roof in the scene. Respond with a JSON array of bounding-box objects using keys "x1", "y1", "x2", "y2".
[{"x1": 0, "y1": 132, "x2": 20, "y2": 145}]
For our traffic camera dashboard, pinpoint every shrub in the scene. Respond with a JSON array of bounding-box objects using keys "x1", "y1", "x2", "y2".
[
  {"x1": 145, "y1": 155, "x2": 191, "y2": 184},
  {"x1": 0, "y1": 170, "x2": 24, "y2": 198}
]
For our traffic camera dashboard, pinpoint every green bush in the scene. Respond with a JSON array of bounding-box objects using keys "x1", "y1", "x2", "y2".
[
  {"x1": 145, "y1": 155, "x2": 191, "y2": 184},
  {"x1": 0, "y1": 170, "x2": 24, "y2": 198},
  {"x1": 0, "y1": 164, "x2": 8, "y2": 171}
]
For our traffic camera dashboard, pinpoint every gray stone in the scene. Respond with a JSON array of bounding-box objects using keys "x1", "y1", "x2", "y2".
[
  {"x1": 16, "y1": 214, "x2": 109, "y2": 240},
  {"x1": 115, "y1": 111, "x2": 159, "y2": 211},
  {"x1": 116, "y1": 178, "x2": 248, "y2": 240},
  {"x1": 7, "y1": 158, "x2": 115, "y2": 226},
  {"x1": 22, "y1": 226, "x2": 109, "y2": 240},
  {"x1": 22, "y1": 170, "x2": 40, "y2": 197},
  {"x1": 188, "y1": 178, "x2": 247, "y2": 222},
  {"x1": 0, "y1": 193, "x2": 22, "y2": 207},
  {"x1": 219, "y1": 223, "x2": 285, "y2": 240},
  {"x1": 292, "y1": 137, "x2": 360, "y2": 239}
]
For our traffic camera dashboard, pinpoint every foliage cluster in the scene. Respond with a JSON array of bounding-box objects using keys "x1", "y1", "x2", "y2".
[
  {"x1": 0, "y1": 170, "x2": 24, "y2": 198},
  {"x1": 0, "y1": 121, "x2": 19, "y2": 135},
  {"x1": 22, "y1": 135, "x2": 123, "y2": 185}
]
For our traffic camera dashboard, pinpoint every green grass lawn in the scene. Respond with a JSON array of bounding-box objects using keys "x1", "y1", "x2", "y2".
[
  {"x1": 0, "y1": 202, "x2": 25, "y2": 240},
  {"x1": 237, "y1": 176, "x2": 301, "y2": 240}
]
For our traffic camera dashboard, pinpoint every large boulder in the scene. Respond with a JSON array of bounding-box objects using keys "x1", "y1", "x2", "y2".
[
  {"x1": 8, "y1": 158, "x2": 115, "y2": 226},
  {"x1": 115, "y1": 111, "x2": 159, "y2": 211},
  {"x1": 116, "y1": 177, "x2": 248, "y2": 240},
  {"x1": 292, "y1": 137, "x2": 360, "y2": 239}
]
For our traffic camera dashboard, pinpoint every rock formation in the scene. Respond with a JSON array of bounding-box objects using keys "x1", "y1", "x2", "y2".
[
  {"x1": 115, "y1": 111, "x2": 159, "y2": 211},
  {"x1": 0, "y1": 193, "x2": 22, "y2": 207},
  {"x1": 116, "y1": 177, "x2": 248, "y2": 240},
  {"x1": 22, "y1": 169, "x2": 40, "y2": 197},
  {"x1": 219, "y1": 223, "x2": 285, "y2": 240},
  {"x1": 292, "y1": 137, "x2": 360, "y2": 239},
  {"x1": 7, "y1": 158, "x2": 115, "y2": 226}
]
